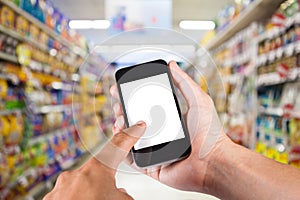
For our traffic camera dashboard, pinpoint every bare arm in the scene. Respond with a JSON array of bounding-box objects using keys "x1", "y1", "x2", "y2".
[
  {"x1": 110, "y1": 61, "x2": 300, "y2": 200},
  {"x1": 204, "y1": 139, "x2": 300, "y2": 200}
]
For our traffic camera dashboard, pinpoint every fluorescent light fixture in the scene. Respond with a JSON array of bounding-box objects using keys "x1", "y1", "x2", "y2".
[
  {"x1": 69, "y1": 20, "x2": 110, "y2": 29},
  {"x1": 92, "y1": 20, "x2": 111, "y2": 29},
  {"x1": 179, "y1": 20, "x2": 215, "y2": 30}
]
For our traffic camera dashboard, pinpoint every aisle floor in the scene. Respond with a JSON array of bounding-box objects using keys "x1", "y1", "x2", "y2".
[{"x1": 116, "y1": 163, "x2": 219, "y2": 200}]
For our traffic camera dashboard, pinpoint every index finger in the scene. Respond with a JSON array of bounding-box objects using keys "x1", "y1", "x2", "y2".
[{"x1": 94, "y1": 121, "x2": 146, "y2": 174}]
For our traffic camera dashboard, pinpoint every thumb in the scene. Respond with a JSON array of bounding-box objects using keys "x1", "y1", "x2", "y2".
[
  {"x1": 168, "y1": 61, "x2": 202, "y2": 107},
  {"x1": 95, "y1": 121, "x2": 146, "y2": 173}
]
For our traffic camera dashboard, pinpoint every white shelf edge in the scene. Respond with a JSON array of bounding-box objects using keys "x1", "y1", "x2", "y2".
[
  {"x1": 259, "y1": 107, "x2": 284, "y2": 116},
  {"x1": 257, "y1": 68, "x2": 300, "y2": 88},
  {"x1": 0, "y1": 0, "x2": 86, "y2": 58},
  {"x1": 28, "y1": 125, "x2": 73, "y2": 146},
  {"x1": 0, "y1": 108, "x2": 23, "y2": 116},
  {"x1": 0, "y1": 24, "x2": 76, "y2": 67},
  {"x1": 0, "y1": 52, "x2": 18, "y2": 63},
  {"x1": 0, "y1": 23, "x2": 48, "y2": 53},
  {"x1": 19, "y1": 142, "x2": 103, "y2": 199},
  {"x1": 205, "y1": 0, "x2": 285, "y2": 50},
  {"x1": 34, "y1": 104, "x2": 73, "y2": 114}
]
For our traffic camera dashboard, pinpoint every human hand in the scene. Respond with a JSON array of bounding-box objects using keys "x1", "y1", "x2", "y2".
[
  {"x1": 110, "y1": 61, "x2": 231, "y2": 193},
  {"x1": 43, "y1": 122, "x2": 146, "y2": 200}
]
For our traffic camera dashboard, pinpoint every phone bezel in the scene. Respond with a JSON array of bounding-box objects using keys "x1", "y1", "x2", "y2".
[{"x1": 115, "y1": 59, "x2": 191, "y2": 168}]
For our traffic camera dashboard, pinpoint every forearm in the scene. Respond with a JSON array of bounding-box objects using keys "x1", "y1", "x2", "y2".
[{"x1": 204, "y1": 138, "x2": 300, "y2": 200}]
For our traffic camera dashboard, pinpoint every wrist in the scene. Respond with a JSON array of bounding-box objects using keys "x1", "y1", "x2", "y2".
[{"x1": 202, "y1": 135, "x2": 236, "y2": 196}]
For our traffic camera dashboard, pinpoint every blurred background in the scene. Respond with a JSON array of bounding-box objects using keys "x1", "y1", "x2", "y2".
[{"x1": 1, "y1": 0, "x2": 300, "y2": 199}]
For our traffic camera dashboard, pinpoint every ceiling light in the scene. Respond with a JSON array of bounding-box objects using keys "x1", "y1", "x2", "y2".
[
  {"x1": 179, "y1": 20, "x2": 215, "y2": 30},
  {"x1": 92, "y1": 20, "x2": 111, "y2": 29},
  {"x1": 69, "y1": 20, "x2": 111, "y2": 29}
]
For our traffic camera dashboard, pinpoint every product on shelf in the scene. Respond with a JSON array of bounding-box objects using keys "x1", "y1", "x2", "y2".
[
  {"x1": 1, "y1": 6, "x2": 14, "y2": 29},
  {"x1": 0, "y1": 1, "x2": 113, "y2": 199},
  {"x1": 289, "y1": 118, "x2": 300, "y2": 168},
  {"x1": 209, "y1": 23, "x2": 258, "y2": 147},
  {"x1": 215, "y1": 0, "x2": 255, "y2": 32},
  {"x1": 16, "y1": 15, "x2": 29, "y2": 36}
]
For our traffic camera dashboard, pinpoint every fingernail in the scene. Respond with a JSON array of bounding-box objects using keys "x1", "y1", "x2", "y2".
[
  {"x1": 136, "y1": 120, "x2": 146, "y2": 127},
  {"x1": 113, "y1": 103, "x2": 119, "y2": 113},
  {"x1": 116, "y1": 117, "x2": 124, "y2": 129}
]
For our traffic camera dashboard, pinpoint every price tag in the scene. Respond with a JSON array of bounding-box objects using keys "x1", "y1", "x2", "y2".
[
  {"x1": 7, "y1": 73, "x2": 19, "y2": 85},
  {"x1": 295, "y1": 41, "x2": 300, "y2": 53},
  {"x1": 286, "y1": 17, "x2": 293, "y2": 28},
  {"x1": 59, "y1": 71, "x2": 67, "y2": 80},
  {"x1": 277, "y1": 63, "x2": 289, "y2": 78},
  {"x1": 294, "y1": 12, "x2": 300, "y2": 24},
  {"x1": 276, "y1": 47, "x2": 283, "y2": 58},
  {"x1": 260, "y1": 54, "x2": 267, "y2": 65},
  {"x1": 289, "y1": 68, "x2": 298, "y2": 80},
  {"x1": 224, "y1": 59, "x2": 230, "y2": 67},
  {"x1": 268, "y1": 51, "x2": 276, "y2": 61},
  {"x1": 43, "y1": 64, "x2": 51, "y2": 74},
  {"x1": 284, "y1": 43, "x2": 295, "y2": 57},
  {"x1": 267, "y1": 31, "x2": 272, "y2": 39}
]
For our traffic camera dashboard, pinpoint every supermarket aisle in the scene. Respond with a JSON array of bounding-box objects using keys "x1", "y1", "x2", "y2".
[
  {"x1": 2, "y1": 0, "x2": 300, "y2": 199},
  {"x1": 116, "y1": 163, "x2": 219, "y2": 200}
]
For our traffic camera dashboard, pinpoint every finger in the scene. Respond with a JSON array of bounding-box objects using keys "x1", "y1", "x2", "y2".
[
  {"x1": 112, "y1": 124, "x2": 120, "y2": 135},
  {"x1": 95, "y1": 121, "x2": 146, "y2": 174},
  {"x1": 110, "y1": 84, "x2": 119, "y2": 99},
  {"x1": 115, "y1": 115, "x2": 125, "y2": 130},
  {"x1": 112, "y1": 115, "x2": 125, "y2": 135},
  {"x1": 169, "y1": 61, "x2": 204, "y2": 107},
  {"x1": 113, "y1": 103, "x2": 123, "y2": 118}
]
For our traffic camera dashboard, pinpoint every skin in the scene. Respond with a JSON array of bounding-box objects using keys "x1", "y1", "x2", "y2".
[
  {"x1": 44, "y1": 61, "x2": 300, "y2": 200},
  {"x1": 43, "y1": 122, "x2": 147, "y2": 200}
]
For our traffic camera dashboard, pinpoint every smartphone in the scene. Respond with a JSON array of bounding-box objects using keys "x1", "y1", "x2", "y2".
[{"x1": 115, "y1": 59, "x2": 191, "y2": 168}]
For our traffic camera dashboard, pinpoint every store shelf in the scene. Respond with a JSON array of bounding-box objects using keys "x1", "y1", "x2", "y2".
[
  {"x1": 205, "y1": 0, "x2": 285, "y2": 50},
  {"x1": 289, "y1": 110, "x2": 300, "y2": 119},
  {"x1": 259, "y1": 106, "x2": 284, "y2": 116},
  {"x1": 28, "y1": 125, "x2": 73, "y2": 146},
  {"x1": 257, "y1": 68, "x2": 300, "y2": 87},
  {"x1": 257, "y1": 12, "x2": 300, "y2": 43},
  {"x1": 257, "y1": 41, "x2": 300, "y2": 67},
  {"x1": 18, "y1": 143, "x2": 103, "y2": 200},
  {"x1": 0, "y1": 108, "x2": 23, "y2": 116},
  {"x1": 0, "y1": 0, "x2": 86, "y2": 58},
  {"x1": 0, "y1": 23, "x2": 49, "y2": 51},
  {"x1": 34, "y1": 104, "x2": 77, "y2": 114},
  {"x1": 19, "y1": 181, "x2": 50, "y2": 200},
  {"x1": 0, "y1": 51, "x2": 18, "y2": 63},
  {"x1": 0, "y1": 24, "x2": 78, "y2": 67},
  {"x1": 222, "y1": 74, "x2": 241, "y2": 84},
  {"x1": 50, "y1": 82, "x2": 73, "y2": 91},
  {"x1": 259, "y1": 106, "x2": 300, "y2": 119}
]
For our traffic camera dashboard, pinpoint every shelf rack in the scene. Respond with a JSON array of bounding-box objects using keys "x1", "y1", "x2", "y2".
[
  {"x1": 0, "y1": 108, "x2": 23, "y2": 116},
  {"x1": 0, "y1": 0, "x2": 86, "y2": 58},
  {"x1": 205, "y1": 0, "x2": 285, "y2": 50},
  {"x1": 15, "y1": 143, "x2": 103, "y2": 200},
  {"x1": 0, "y1": 51, "x2": 18, "y2": 63}
]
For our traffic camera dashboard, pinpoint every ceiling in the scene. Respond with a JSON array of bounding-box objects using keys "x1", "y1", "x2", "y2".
[{"x1": 51, "y1": 0, "x2": 232, "y2": 62}]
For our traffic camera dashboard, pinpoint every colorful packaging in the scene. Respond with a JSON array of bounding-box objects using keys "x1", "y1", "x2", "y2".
[
  {"x1": 16, "y1": 16, "x2": 29, "y2": 36},
  {"x1": 0, "y1": 6, "x2": 14, "y2": 29},
  {"x1": 29, "y1": 24, "x2": 40, "y2": 41},
  {"x1": 0, "y1": 79, "x2": 8, "y2": 99},
  {"x1": 39, "y1": 32, "x2": 49, "y2": 47}
]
